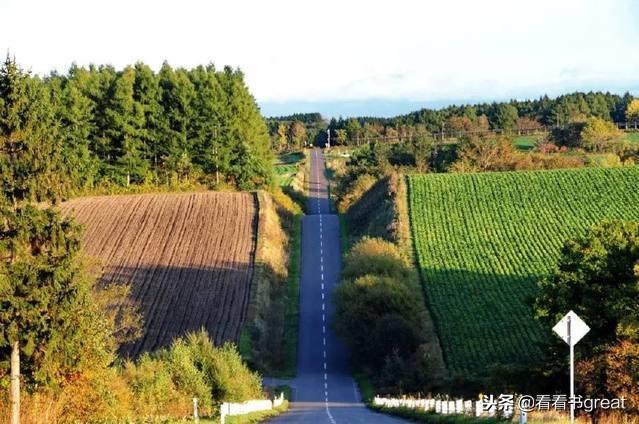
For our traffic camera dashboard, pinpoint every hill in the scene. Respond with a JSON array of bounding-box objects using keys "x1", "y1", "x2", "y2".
[
  {"x1": 407, "y1": 166, "x2": 639, "y2": 375},
  {"x1": 61, "y1": 191, "x2": 257, "y2": 357}
]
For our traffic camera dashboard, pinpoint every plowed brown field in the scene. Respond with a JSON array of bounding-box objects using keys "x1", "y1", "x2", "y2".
[{"x1": 61, "y1": 191, "x2": 257, "y2": 357}]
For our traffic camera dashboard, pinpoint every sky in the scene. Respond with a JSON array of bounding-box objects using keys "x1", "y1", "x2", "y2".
[{"x1": 2, "y1": 0, "x2": 639, "y2": 117}]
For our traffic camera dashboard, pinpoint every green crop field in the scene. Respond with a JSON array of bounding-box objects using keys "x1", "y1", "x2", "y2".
[{"x1": 407, "y1": 167, "x2": 639, "y2": 375}]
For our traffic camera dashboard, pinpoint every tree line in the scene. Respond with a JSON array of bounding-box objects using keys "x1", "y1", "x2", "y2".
[
  {"x1": 1, "y1": 56, "x2": 273, "y2": 201},
  {"x1": 0, "y1": 56, "x2": 273, "y2": 423},
  {"x1": 323, "y1": 91, "x2": 637, "y2": 146}
]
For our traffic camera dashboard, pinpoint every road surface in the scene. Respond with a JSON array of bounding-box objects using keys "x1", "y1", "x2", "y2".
[{"x1": 267, "y1": 148, "x2": 406, "y2": 423}]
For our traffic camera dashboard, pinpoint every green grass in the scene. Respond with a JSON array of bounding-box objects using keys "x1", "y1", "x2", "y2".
[
  {"x1": 353, "y1": 369, "x2": 375, "y2": 403},
  {"x1": 279, "y1": 216, "x2": 302, "y2": 378},
  {"x1": 275, "y1": 164, "x2": 297, "y2": 187},
  {"x1": 512, "y1": 135, "x2": 538, "y2": 151},
  {"x1": 624, "y1": 131, "x2": 639, "y2": 143},
  {"x1": 276, "y1": 151, "x2": 304, "y2": 165},
  {"x1": 407, "y1": 167, "x2": 639, "y2": 375},
  {"x1": 275, "y1": 151, "x2": 305, "y2": 187}
]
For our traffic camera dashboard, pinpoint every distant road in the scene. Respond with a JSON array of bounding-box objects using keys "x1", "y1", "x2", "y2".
[{"x1": 267, "y1": 148, "x2": 407, "y2": 423}]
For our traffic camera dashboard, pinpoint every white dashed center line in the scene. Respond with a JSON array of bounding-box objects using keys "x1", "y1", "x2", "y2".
[{"x1": 314, "y1": 150, "x2": 337, "y2": 424}]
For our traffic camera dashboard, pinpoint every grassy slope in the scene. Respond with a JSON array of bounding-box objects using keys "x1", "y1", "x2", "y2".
[
  {"x1": 343, "y1": 174, "x2": 448, "y2": 381},
  {"x1": 407, "y1": 166, "x2": 639, "y2": 375},
  {"x1": 240, "y1": 189, "x2": 303, "y2": 378}
]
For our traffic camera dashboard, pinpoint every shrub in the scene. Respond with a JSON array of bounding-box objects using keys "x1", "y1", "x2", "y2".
[
  {"x1": 581, "y1": 117, "x2": 624, "y2": 152},
  {"x1": 122, "y1": 354, "x2": 189, "y2": 419},
  {"x1": 334, "y1": 274, "x2": 422, "y2": 368},
  {"x1": 184, "y1": 332, "x2": 263, "y2": 402},
  {"x1": 342, "y1": 237, "x2": 409, "y2": 281}
]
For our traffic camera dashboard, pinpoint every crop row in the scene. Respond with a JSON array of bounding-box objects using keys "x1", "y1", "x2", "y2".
[{"x1": 407, "y1": 166, "x2": 639, "y2": 375}]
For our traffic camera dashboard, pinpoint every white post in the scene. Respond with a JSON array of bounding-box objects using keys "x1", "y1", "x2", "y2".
[
  {"x1": 220, "y1": 403, "x2": 227, "y2": 424},
  {"x1": 11, "y1": 341, "x2": 20, "y2": 424},
  {"x1": 193, "y1": 397, "x2": 199, "y2": 422},
  {"x1": 568, "y1": 315, "x2": 574, "y2": 424},
  {"x1": 519, "y1": 409, "x2": 528, "y2": 424}
]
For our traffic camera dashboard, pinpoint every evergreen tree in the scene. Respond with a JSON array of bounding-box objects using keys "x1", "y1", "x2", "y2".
[
  {"x1": 219, "y1": 66, "x2": 272, "y2": 188},
  {"x1": 158, "y1": 63, "x2": 196, "y2": 180},
  {"x1": 51, "y1": 70, "x2": 98, "y2": 191},
  {"x1": 189, "y1": 65, "x2": 224, "y2": 183},
  {"x1": 104, "y1": 66, "x2": 148, "y2": 185},
  {"x1": 0, "y1": 56, "x2": 65, "y2": 203},
  {"x1": 133, "y1": 62, "x2": 162, "y2": 171}
]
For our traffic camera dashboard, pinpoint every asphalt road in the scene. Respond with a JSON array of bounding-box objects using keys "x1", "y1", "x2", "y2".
[{"x1": 267, "y1": 148, "x2": 406, "y2": 423}]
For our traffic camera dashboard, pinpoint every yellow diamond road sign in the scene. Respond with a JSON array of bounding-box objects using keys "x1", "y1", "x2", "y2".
[{"x1": 553, "y1": 310, "x2": 590, "y2": 346}]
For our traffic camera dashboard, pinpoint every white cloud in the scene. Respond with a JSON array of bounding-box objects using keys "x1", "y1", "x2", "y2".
[{"x1": 2, "y1": 0, "x2": 638, "y2": 103}]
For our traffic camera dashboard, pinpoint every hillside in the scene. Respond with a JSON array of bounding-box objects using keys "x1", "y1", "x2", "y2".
[
  {"x1": 407, "y1": 166, "x2": 639, "y2": 375},
  {"x1": 343, "y1": 174, "x2": 448, "y2": 381},
  {"x1": 61, "y1": 192, "x2": 257, "y2": 357}
]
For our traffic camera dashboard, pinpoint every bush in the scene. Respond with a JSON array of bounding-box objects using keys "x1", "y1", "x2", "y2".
[
  {"x1": 335, "y1": 274, "x2": 421, "y2": 368},
  {"x1": 580, "y1": 117, "x2": 623, "y2": 152},
  {"x1": 122, "y1": 354, "x2": 189, "y2": 419},
  {"x1": 342, "y1": 237, "x2": 409, "y2": 281}
]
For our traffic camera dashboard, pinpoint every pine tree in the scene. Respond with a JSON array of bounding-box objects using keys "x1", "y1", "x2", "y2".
[
  {"x1": 104, "y1": 66, "x2": 148, "y2": 185},
  {"x1": 0, "y1": 56, "x2": 111, "y2": 424},
  {"x1": 189, "y1": 65, "x2": 224, "y2": 183},
  {"x1": 219, "y1": 66, "x2": 272, "y2": 188},
  {"x1": 133, "y1": 62, "x2": 162, "y2": 171},
  {"x1": 0, "y1": 55, "x2": 64, "y2": 203},
  {"x1": 52, "y1": 70, "x2": 98, "y2": 191},
  {"x1": 158, "y1": 63, "x2": 195, "y2": 181}
]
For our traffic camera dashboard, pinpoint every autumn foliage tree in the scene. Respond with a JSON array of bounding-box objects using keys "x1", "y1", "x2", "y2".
[
  {"x1": 626, "y1": 99, "x2": 639, "y2": 123},
  {"x1": 450, "y1": 134, "x2": 517, "y2": 172},
  {"x1": 580, "y1": 117, "x2": 623, "y2": 152},
  {"x1": 535, "y1": 221, "x2": 639, "y2": 419}
]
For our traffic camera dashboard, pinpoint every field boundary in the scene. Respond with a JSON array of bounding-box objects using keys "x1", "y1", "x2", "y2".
[{"x1": 240, "y1": 189, "x2": 303, "y2": 377}]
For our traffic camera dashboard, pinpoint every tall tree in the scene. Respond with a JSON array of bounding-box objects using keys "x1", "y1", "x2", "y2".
[
  {"x1": 104, "y1": 66, "x2": 147, "y2": 185},
  {"x1": 219, "y1": 66, "x2": 272, "y2": 189},
  {"x1": 51, "y1": 69, "x2": 98, "y2": 192},
  {"x1": 288, "y1": 121, "x2": 307, "y2": 149},
  {"x1": 0, "y1": 56, "x2": 115, "y2": 424},
  {"x1": 276, "y1": 122, "x2": 288, "y2": 151},
  {"x1": 626, "y1": 99, "x2": 639, "y2": 123},
  {"x1": 133, "y1": 62, "x2": 162, "y2": 171},
  {"x1": 534, "y1": 220, "x2": 639, "y2": 365},
  {"x1": 494, "y1": 103, "x2": 519, "y2": 133},
  {"x1": 189, "y1": 65, "x2": 224, "y2": 183},
  {"x1": 0, "y1": 56, "x2": 65, "y2": 203},
  {"x1": 157, "y1": 63, "x2": 195, "y2": 180}
]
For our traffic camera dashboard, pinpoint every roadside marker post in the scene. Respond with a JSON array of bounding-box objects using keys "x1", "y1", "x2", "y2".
[
  {"x1": 193, "y1": 397, "x2": 199, "y2": 422},
  {"x1": 552, "y1": 310, "x2": 590, "y2": 424}
]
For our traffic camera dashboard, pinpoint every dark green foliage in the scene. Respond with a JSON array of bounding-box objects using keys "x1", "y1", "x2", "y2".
[
  {"x1": 0, "y1": 56, "x2": 67, "y2": 203},
  {"x1": 0, "y1": 57, "x2": 273, "y2": 194},
  {"x1": 334, "y1": 238, "x2": 435, "y2": 394},
  {"x1": 534, "y1": 221, "x2": 639, "y2": 360},
  {"x1": 326, "y1": 92, "x2": 633, "y2": 143},
  {"x1": 0, "y1": 205, "x2": 115, "y2": 388}
]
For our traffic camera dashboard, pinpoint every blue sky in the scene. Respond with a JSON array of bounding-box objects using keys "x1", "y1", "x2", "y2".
[{"x1": 2, "y1": 0, "x2": 638, "y2": 117}]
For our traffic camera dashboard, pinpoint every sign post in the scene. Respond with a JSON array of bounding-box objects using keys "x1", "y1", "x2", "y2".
[{"x1": 552, "y1": 310, "x2": 589, "y2": 424}]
